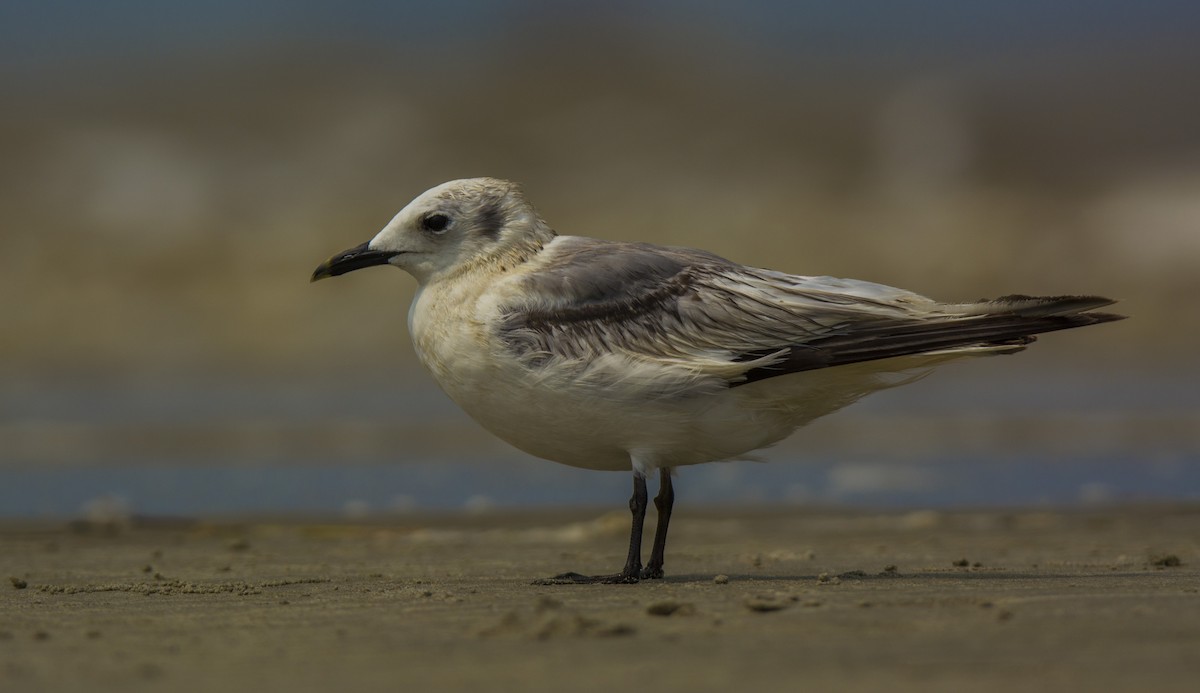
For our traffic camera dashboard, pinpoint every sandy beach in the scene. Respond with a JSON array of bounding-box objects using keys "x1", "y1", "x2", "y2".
[{"x1": 2, "y1": 505, "x2": 1197, "y2": 692}]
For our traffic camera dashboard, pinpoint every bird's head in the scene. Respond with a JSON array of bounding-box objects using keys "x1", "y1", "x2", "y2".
[{"x1": 311, "y1": 177, "x2": 551, "y2": 285}]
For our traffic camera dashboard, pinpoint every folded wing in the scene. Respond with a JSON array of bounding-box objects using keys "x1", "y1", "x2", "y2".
[{"x1": 496, "y1": 237, "x2": 1125, "y2": 387}]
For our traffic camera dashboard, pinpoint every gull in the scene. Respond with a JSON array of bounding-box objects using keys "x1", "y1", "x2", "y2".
[{"x1": 311, "y1": 177, "x2": 1124, "y2": 584}]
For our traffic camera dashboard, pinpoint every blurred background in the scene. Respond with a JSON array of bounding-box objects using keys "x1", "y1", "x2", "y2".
[{"x1": 2, "y1": 1, "x2": 1198, "y2": 519}]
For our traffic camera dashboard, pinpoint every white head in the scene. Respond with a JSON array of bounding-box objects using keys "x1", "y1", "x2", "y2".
[{"x1": 311, "y1": 178, "x2": 552, "y2": 285}]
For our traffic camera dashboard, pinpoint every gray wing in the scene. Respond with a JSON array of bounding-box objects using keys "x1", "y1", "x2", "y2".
[{"x1": 497, "y1": 237, "x2": 1124, "y2": 386}]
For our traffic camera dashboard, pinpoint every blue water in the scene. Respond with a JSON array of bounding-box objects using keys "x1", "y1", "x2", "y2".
[
  {"x1": 2, "y1": 366, "x2": 1197, "y2": 518},
  {"x1": 3, "y1": 451, "x2": 1196, "y2": 519}
]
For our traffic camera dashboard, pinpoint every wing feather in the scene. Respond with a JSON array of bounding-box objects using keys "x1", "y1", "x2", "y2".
[{"x1": 495, "y1": 237, "x2": 1125, "y2": 386}]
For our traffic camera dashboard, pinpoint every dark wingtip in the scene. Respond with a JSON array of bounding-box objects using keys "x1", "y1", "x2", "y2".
[
  {"x1": 1081, "y1": 312, "x2": 1128, "y2": 324},
  {"x1": 983, "y1": 294, "x2": 1123, "y2": 318}
]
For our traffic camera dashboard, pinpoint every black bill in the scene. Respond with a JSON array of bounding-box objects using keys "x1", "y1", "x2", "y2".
[{"x1": 311, "y1": 242, "x2": 401, "y2": 282}]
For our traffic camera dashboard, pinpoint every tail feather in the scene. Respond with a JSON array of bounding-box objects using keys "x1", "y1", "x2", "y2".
[
  {"x1": 962, "y1": 294, "x2": 1118, "y2": 317},
  {"x1": 734, "y1": 295, "x2": 1126, "y2": 387}
]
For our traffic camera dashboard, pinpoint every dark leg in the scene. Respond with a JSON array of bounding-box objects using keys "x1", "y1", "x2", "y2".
[
  {"x1": 531, "y1": 473, "x2": 647, "y2": 585},
  {"x1": 642, "y1": 468, "x2": 674, "y2": 579},
  {"x1": 618, "y1": 472, "x2": 649, "y2": 579}
]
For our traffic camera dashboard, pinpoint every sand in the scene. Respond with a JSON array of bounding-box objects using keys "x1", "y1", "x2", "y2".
[{"x1": 3, "y1": 505, "x2": 1198, "y2": 692}]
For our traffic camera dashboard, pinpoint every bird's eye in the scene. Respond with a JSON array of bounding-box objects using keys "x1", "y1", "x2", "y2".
[{"x1": 422, "y1": 213, "x2": 451, "y2": 234}]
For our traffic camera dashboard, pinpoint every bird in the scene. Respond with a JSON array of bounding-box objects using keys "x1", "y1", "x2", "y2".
[{"x1": 311, "y1": 177, "x2": 1124, "y2": 584}]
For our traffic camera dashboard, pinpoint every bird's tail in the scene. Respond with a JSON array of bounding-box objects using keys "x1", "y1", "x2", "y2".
[
  {"x1": 735, "y1": 295, "x2": 1125, "y2": 386},
  {"x1": 822, "y1": 294, "x2": 1126, "y2": 365}
]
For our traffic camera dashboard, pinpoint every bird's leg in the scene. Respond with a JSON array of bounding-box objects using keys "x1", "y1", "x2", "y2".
[
  {"x1": 532, "y1": 473, "x2": 647, "y2": 585},
  {"x1": 641, "y1": 467, "x2": 674, "y2": 579},
  {"x1": 617, "y1": 472, "x2": 649, "y2": 580}
]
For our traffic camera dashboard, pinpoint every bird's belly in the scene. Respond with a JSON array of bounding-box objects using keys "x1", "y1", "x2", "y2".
[
  {"x1": 443, "y1": 380, "x2": 645, "y2": 471},
  {"x1": 418, "y1": 340, "x2": 927, "y2": 473},
  {"x1": 429, "y1": 364, "x2": 799, "y2": 472}
]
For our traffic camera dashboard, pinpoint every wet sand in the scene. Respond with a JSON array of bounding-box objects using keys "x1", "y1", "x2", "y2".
[{"x1": 3, "y1": 505, "x2": 1198, "y2": 692}]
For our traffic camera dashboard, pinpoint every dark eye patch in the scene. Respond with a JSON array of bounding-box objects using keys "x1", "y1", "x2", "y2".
[
  {"x1": 477, "y1": 201, "x2": 503, "y2": 239},
  {"x1": 422, "y1": 213, "x2": 450, "y2": 233}
]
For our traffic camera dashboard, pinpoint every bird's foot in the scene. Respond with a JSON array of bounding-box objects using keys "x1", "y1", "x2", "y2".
[
  {"x1": 639, "y1": 565, "x2": 665, "y2": 580},
  {"x1": 531, "y1": 571, "x2": 640, "y2": 585}
]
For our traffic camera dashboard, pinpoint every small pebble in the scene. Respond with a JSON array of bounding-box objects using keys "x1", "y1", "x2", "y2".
[
  {"x1": 744, "y1": 597, "x2": 789, "y2": 613},
  {"x1": 713, "y1": 574, "x2": 729, "y2": 585}
]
